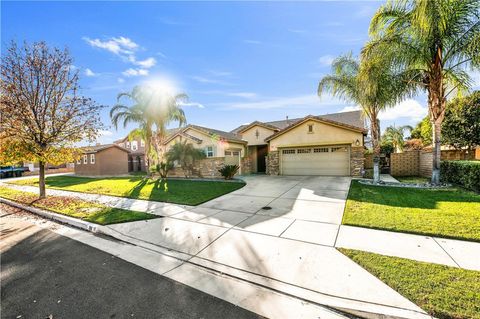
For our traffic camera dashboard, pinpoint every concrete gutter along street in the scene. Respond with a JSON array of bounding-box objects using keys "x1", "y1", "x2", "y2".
[{"x1": 5, "y1": 175, "x2": 477, "y2": 318}]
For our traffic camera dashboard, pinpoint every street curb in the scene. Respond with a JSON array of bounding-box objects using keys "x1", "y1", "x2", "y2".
[{"x1": 0, "y1": 197, "x2": 99, "y2": 233}]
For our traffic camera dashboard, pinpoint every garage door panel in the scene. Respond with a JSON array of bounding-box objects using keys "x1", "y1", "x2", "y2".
[{"x1": 281, "y1": 146, "x2": 350, "y2": 176}]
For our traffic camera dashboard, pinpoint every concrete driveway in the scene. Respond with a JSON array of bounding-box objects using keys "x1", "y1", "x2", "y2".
[{"x1": 105, "y1": 175, "x2": 429, "y2": 318}]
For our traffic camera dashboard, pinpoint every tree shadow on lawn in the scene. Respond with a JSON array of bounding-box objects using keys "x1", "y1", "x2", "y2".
[{"x1": 348, "y1": 181, "x2": 480, "y2": 209}]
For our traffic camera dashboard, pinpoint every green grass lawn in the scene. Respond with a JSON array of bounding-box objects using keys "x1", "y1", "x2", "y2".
[
  {"x1": 395, "y1": 176, "x2": 431, "y2": 184},
  {"x1": 340, "y1": 249, "x2": 480, "y2": 319},
  {"x1": 10, "y1": 175, "x2": 245, "y2": 205},
  {"x1": 0, "y1": 186, "x2": 157, "y2": 225},
  {"x1": 343, "y1": 181, "x2": 480, "y2": 241}
]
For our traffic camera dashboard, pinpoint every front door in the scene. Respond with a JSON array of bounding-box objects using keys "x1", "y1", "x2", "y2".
[{"x1": 256, "y1": 145, "x2": 268, "y2": 173}]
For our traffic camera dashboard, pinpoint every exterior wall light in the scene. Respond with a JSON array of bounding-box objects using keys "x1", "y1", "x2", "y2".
[{"x1": 355, "y1": 139, "x2": 360, "y2": 146}]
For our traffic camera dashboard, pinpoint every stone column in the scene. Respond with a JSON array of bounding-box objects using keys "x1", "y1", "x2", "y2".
[
  {"x1": 350, "y1": 147, "x2": 364, "y2": 176},
  {"x1": 266, "y1": 151, "x2": 280, "y2": 175}
]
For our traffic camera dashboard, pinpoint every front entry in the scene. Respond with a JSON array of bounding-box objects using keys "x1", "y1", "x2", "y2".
[{"x1": 256, "y1": 145, "x2": 268, "y2": 173}]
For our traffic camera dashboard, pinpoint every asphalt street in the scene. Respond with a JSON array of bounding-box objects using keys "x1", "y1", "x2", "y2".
[{"x1": 0, "y1": 209, "x2": 263, "y2": 319}]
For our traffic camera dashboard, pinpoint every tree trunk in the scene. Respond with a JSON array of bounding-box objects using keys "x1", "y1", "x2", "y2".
[
  {"x1": 144, "y1": 133, "x2": 151, "y2": 177},
  {"x1": 431, "y1": 120, "x2": 441, "y2": 185},
  {"x1": 39, "y1": 161, "x2": 46, "y2": 199},
  {"x1": 370, "y1": 111, "x2": 381, "y2": 183}
]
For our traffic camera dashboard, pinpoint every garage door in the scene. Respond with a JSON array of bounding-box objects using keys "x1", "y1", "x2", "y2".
[{"x1": 281, "y1": 146, "x2": 350, "y2": 176}]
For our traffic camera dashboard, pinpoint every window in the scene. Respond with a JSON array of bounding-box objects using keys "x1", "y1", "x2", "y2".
[
  {"x1": 282, "y1": 149, "x2": 296, "y2": 154},
  {"x1": 308, "y1": 124, "x2": 314, "y2": 133},
  {"x1": 297, "y1": 148, "x2": 311, "y2": 154},
  {"x1": 131, "y1": 141, "x2": 138, "y2": 151},
  {"x1": 225, "y1": 151, "x2": 231, "y2": 156},
  {"x1": 141, "y1": 139, "x2": 145, "y2": 147},
  {"x1": 331, "y1": 146, "x2": 348, "y2": 152},
  {"x1": 126, "y1": 141, "x2": 130, "y2": 148},
  {"x1": 232, "y1": 151, "x2": 240, "y2": 156},
  {"x1": 314, "y1": 147, "x2": 329, "y2": 153},
  {"x1": 83, "y1": 154, "x2": 88, "y2": 164},
  {"x1": 90, "y1": 154, "x2": 95, "y2": 164},
  {"x1": 76, "y1": 158, "x2": 81, "y2": 164},
  {"x1": 206, "y1": 146, "x2": 214, "y2": 157}
]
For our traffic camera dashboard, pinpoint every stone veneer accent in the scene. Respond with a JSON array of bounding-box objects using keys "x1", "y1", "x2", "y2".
[
  {"x1": 169, "y1": 156, "x2": 251, "y2": 178},
  {"x1": 350, "y1": 146, "x2": 364, "y2": 177},
  {"x1": 266, "y1": 151, "x2": 280, "y2": 175}
]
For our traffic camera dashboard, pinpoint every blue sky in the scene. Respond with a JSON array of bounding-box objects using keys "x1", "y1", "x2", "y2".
[{"x1": 2, "y1": 1, "x2": 479, "y2": 144}]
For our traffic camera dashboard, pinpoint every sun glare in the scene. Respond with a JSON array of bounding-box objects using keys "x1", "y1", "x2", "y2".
[{"x1": 144, "y1": 76, "x2": 180, "y2": 96}]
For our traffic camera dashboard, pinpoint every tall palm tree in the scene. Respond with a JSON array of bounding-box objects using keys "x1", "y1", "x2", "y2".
[
  {"x1": 364, "y1": 0, "x2": 480, "y2": 184},
  {"x1": 318, "y1": 54, "x2": 410, "y2": 182},
  {"x1": 110, "y1": 86, "x2": 155, "y2": 174},
  {"x1": 383, "y1": 125, "x2": 413, "y2": 153}
]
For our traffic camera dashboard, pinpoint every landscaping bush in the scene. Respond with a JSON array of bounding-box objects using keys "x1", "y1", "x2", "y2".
[
  {"x1": 441, "y1": 160, "x2": 480, "y2": 192},
  {"x1": 218, "y1": 165, "x2": 239, "y2": 180}
]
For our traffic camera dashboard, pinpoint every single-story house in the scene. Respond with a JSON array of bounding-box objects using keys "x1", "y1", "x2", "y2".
[
  {"x1": 74, "y1": 144, "x2": 130, "y2": 176},
  {"x1": 75, "y1": 110, "x2": 367, "y2": 177},
  {"x1": 231, "y1": 110, "x2": 367, "y2": 176}
]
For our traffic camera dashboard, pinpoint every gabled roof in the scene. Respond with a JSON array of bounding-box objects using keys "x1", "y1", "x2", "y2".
[
  {"x1": 236, "y1": 121, "x2": 281, "y2": 134},
  {"x1": 80, "y1": 144, "x2": 130, "y2": 154},
  {"x1": 265, "y1": 114, "x2": 368, "y2": 142},
  {"x1": 231, "y1": 110, "x2": 365, "y2": 134},
  {"x1": 164, "y1": 124, "x2": 247, "y2": 145}
]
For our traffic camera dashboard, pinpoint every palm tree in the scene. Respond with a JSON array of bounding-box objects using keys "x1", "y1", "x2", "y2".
[
  {"x1": 365, "y1": 0, "x2": 480, "y2": 184},
  {"x1": 166, "y1": 141, "x2": 206, "y2": 178},
  {"x1": 318, "y1": 54, "x2": 410, "y2": 182},
  {"x1": 383, "y1": 125, "x2": 413, "y2": 153},
  {"x1": 110, "y1": 86, "x2": 155, "y2": 174},
  {"x1": 151, "y1": 92, "x2": 187, "y2": 163}
]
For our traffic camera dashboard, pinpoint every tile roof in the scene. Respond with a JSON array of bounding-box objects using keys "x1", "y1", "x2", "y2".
[
  {"x1": 80, "y1": 144, "x2": 130, "y2": 153},
  {"x1": 231, "y1": 110, "x2": 365, "y2": 133},
  {"x1": 188, "y1": 124, "x2": 246, "y2": 143}
]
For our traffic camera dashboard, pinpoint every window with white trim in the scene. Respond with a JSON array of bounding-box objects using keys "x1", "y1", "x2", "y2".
[
  {"x1": 297, "y1": 148, "x2": 312, "y2": 154},
  {"x1": 140, "y1": 139, "x2": 145, "y2": 147},
  {"x1": 331, "y1": 146, "x2": 348, "y2": 152},
  {"x1": 126, "y1": 141, "x2": 130, "y2": 148},
  {"x1": 314, "y1": 147, "x2": 329, "y2": 153},
  {"x1": 131, "y1": 140, "x2": 138, "y2": 151},
  {"x1": 90, "y1": 154, "x2": 95, "y2": 164},
  {"x1": 282, "y1": 149, "x2": 296, "y2": 154},
  {"x1": 83, "y1": 155, "x2": 88, "y2": 164},
  {"x1": 206, "y1": 146, "x2": 214, "y2": 157}
]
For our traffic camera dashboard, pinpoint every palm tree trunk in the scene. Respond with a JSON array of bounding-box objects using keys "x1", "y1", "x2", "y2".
[
  {"x1": 38, "y1": 161, "x2": 46, "y2": 199},
  {"x1": 145, "y1": 129, "x2": 152, "y2": 177},
  {"x1": 432, "y1": 119, "x2": 442, "y2": 184},
  {"x1": 370, "y1": 111, "x2": 381, "y2": 183}
]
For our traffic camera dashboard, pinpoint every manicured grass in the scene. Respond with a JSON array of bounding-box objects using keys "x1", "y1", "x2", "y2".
[
  {"x1": 0, "y1": 186, "x2": 157, "y2": 225},
  {"x1": 340, "y1": 248, "x2": 480, "y2": 319},
  {"x1": 343, "y1": 181, "x2": 480, "y2": 241},
  {"x1": 10, "y1": 175, "x2": 245, "y2": 205},
  {"x1": 395, "y1": 176, "x2": 430, "y2": 184}
]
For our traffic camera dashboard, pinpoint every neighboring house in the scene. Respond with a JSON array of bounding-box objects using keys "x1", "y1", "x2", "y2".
[
  {"x1": 74, "y1": 144, "x2": 130, "y2": 176},
  {"x1": 232, "y1": 111, "x2": 367, "y2": 176},
  {"x1": 74, "y1": 110, "x2": 367, "y2": 177}
]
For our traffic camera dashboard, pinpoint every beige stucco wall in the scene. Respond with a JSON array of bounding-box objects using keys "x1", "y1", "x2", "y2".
[
  {"x1": 75, "y1": 147, "x2": 129, "y2": 176},
  {"x1": 240, "y1": 125, "x2": 275, "y2": 146},
  {"x1": 165, "y1": 128, "x2": 246, "y2": 157},
  {"x1": 268, "y1": 120, "x2": 364, "y2": 151}
]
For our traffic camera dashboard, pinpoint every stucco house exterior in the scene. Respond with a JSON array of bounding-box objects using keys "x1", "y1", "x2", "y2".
[
  {"x1": 74, "y1": 110, "x2": 366, "y2": 177},
  {"x1": 74, "y1": 144, "x2": 130, "y2": 176}
]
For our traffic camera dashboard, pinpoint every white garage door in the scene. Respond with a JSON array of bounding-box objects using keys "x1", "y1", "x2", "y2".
[{"x1": 281, "y1": 146, "x2": 350, "y2": 176}]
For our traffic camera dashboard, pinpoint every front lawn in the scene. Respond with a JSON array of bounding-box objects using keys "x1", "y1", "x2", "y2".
[
  {"x1": 10, "y1": 175, "x2": 245, "y2": 205},
  {"x1": 0, "y1": 186, "x2": 157, "y2": 225},
  {"x1": 340, "y1": 249, "x2": 480, "y2": 319},
  {"x1": 343, "y1": 181, "x2": 480, "y2": 241},
  {"x1": 395, "y1": 176, "x2": 430, "y2": 184}
]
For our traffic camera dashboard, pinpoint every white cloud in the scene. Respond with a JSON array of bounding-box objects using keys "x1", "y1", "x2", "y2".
[
  {"x1": 222, "y1": 94, "x2": 343, "y2": 110},
  {"x1": 190, "y1": 75, "x2": 230, "y2": 85},
  {"x1": 244, "y1": 40, "x2": 262, "y2": 45},
  {"x1": 117, "y1": 78, "x2": 125, "y2": 83},
  {"x1": 83, "y1": 36, "x2": 138, "y2": 55},
  {"x1": 122, "y1": 68, "x2": 149, "y2": 77},
  {"x1": 340, "y1": 105, "x2": 361, "y2": 113},
  {"x1": 379, "y1": 99, "x2": 427, "y2": 122},
  {"x1": 84, "y1": 68, "x2": 98, "y2": 77},
  {"x1": 318, "y1": 55, "x2": 335, "y2": 67},
  {"x1": 226, "y1": 92, "x2": 258, "y2": 99},
  {"x1": 179, "y1": 102, "x2": 205, "y2": 109},
  {"x1": 130, "y1": 56, "x2": 157, "y2": 68}
]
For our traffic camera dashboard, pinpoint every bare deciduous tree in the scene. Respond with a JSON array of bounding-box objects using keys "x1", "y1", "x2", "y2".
[{"x1": 0, "y1": 41, "x2": 104, "y2": 198}]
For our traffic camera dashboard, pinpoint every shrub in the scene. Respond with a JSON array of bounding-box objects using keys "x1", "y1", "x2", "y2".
[
  {"x1": 218, "y1": 165, "x2": 239, "y2": 180},
  {"x1": 150, "y1": 162, "x2": 173, "y2": 179},
  {"x1": 441, "y1": 160, "x2": 480, "y2": 192}
]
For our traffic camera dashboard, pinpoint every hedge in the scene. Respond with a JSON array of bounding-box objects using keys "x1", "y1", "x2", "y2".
[{"x1": 441, "y1": 160, "x2": 480, "y2": 192}]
